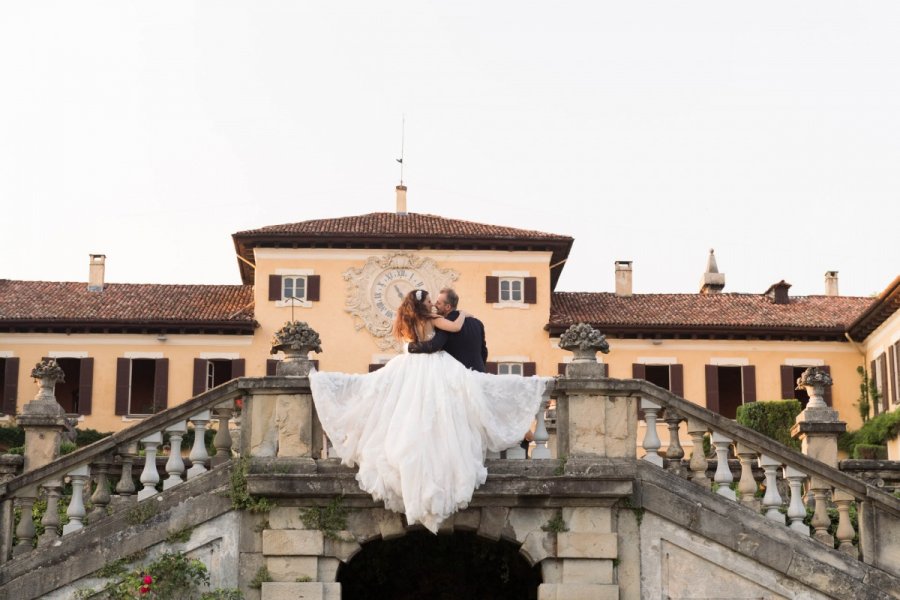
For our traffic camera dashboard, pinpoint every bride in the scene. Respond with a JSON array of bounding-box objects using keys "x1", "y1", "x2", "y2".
[{"x1": 309, "y1": 289, "x2": 550, "y2": 533}]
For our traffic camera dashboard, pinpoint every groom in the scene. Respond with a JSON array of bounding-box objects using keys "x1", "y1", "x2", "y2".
[{"x1": 408, "y1": 288, "x2": 488, "y2": 371}]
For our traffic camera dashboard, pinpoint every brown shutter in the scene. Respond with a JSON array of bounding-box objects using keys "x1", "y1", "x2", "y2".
[
  {"x1": 268, "y1": 275, "x2": 283, "y2": 301},
  {"x1": 486, "y1": 362, "x2": 498, "y2": 374},
  {"x1": 307, "y1": 275, "x2": 320, "y2": 302},
  {"x1": 880, "y1": 354, "x2": 889, "y2": 412},
  {"x1": 558, "y1": 363, "x2": 567, "y2": 375},
  {"x1": 632, "y1": 363, "x2": 646, "y2": 380},
  {"x1": 79, "y1": 358, "x2": 94, "y2": 415},
  {"x1": 485, "y1": 276, "x2": 499, "y2": 303},
  {"x1": 523, "y1": 277, "x2": 537, "y2": 304},
  {"x1": 368, "y1": 363, "x2": 384, "y2": 372},
  {"x1": 822, "y1": 365, "x2": 833, "y2": 407},
  {"x1": 780, "y1": 365, "x2": 795, "y2": 400},
  {"x1": 670, "y1": 364, "x2": 684, "y2": 397},
  {"x1": 266, "y1": 359, "x2": 279, "y2": 376},
  {"x1": 871, "y1": 360, "x2": 879, "y2": 415},
  {"x1": 742, "y1": 365, "x2": 756, "y2": 403},
  {"x1": 889, "y1": 345, "x2": 898, "y2": 406},
  {"x1": 705, "y1": 365, "x2": 719, "y2": 413},
  {"x1": 523, "y1": 362, "x2": 536, "y2": 377},
  {"x1": 231, "y1": 358, "x2": 246, "y2": 378},
  {"x1": 2, "y1": 358, "x2": 19, "y2": 415},
  {"x1": 154, "y1": 358, "x2": 169, "y2": 412},
  {"x1": 193, "y1": 358, "x2": 207, "y2": 395},
  {"x1": 115, "y1": 358, "x2": 130, "y2": 415}
]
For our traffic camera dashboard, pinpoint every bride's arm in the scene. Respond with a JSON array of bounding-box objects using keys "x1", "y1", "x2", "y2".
[{"x1": 431, "y1": 312, "x2": 466, "y2": 333}]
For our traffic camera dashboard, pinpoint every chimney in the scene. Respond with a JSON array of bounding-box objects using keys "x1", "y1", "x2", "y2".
[
  {"x1": 395, "y1": 185, "x2": 408, "y2": 214},
  {"x1": 824, "y1": 271, "x2": 839, "y2": 296},
  {"x1": 699, "y1": 249, "x2": 726, "y2": 294},
  {"x1": 615, "y1": 261, "x2": 633, "y2": 297},
  {"x1": 88, "y1": 254, "x2": 106, "y2": 292},
  {"x1": 765, "y1": 280, "x2": 791, "y2": 305}
]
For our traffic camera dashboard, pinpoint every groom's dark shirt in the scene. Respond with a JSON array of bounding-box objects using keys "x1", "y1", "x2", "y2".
[{"x1": 408, "y1": 310, "x2": 488, "y2": 372}]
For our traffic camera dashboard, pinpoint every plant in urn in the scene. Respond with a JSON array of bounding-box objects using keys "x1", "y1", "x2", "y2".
[
  {"x1": 26, "y1": 359, "x2": 66, "y2": 415},
  {"x1": 271, "y1": 321, "x2": 323, "y2": 376},
  {"x1": 559, "y1": 323, "x2": 610, "y2": 378},
  {"x1": 796, "y1": 367, "x2": 832, "y2": 410}
]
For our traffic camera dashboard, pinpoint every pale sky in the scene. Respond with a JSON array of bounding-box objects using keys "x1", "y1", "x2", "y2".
[{"x1": 1, "y1": 2, "x2": 898, "y2": 297}]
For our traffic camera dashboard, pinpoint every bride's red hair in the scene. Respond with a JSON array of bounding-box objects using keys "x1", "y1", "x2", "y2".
[{"x1": 393, "y1": 289, "x2": 432, "y2": 342}]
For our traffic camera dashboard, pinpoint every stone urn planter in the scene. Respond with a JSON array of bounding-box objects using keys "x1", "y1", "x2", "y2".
[
  {"x1": 558, "y1": 323, "x2": 610, "y2": 378},
  {"x1": 796, "y1": 366, "x2": 832, "y2": 410},
  {"x1": 26, "y1": 359, "x2": 66, "y2": 416},
  {"x1": 271, "y1": 321, "x2": 323, "y2": 376}
]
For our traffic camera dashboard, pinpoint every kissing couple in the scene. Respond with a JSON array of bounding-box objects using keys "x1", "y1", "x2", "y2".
[{"x1": 310, "y1": 287, "x2": 551, "y2": 533}]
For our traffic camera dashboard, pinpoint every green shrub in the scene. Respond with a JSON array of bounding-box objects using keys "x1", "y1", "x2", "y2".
[
  {"x1": 839, "y1": 409, "x2": 900, "y2": 456},
  {"x1": 75, "y1": 428, "x2": 113, "y2": 447},
  {"x1": 852, "y1": 444, "x2": 887, "y2": 460},
  {"x1": 0, "y1": 426, "x2": 25, "y2": 451},
  {"x1": 736, "y1": 400, "x2": 802, "y2": 451}
]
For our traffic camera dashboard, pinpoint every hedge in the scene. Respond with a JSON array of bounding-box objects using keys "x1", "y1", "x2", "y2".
[{"x1": 735, "y1": 400, "x2": 802, "y2": 451}]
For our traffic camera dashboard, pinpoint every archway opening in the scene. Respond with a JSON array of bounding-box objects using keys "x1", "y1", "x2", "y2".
[{"x1": 338, "y1": 529, "x2": 542, "y2": 600}]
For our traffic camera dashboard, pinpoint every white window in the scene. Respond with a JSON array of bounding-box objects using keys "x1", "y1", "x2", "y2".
[
  {"x1": 499, "y1": 278, "x2": 523, "y2": 303},
  {"x1": 498, "y1": 362, "x2": 523, "y2": 376},
  {"x1": 283, "y1": 276, "x2": 307, "y2": 301}
]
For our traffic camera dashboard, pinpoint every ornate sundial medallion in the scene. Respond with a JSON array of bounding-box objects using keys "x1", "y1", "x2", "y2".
[{"x1": 344, "y1": 253, "x2": 459, "y2": 350}]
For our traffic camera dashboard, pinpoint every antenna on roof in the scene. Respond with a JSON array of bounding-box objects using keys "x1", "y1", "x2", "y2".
[{"x1": 396, "y1": 114, "x2": 405, "y2": 185}]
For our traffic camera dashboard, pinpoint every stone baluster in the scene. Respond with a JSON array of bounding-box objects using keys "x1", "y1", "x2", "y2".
[
  {"x1": 640, "y1": 399, "x2": 663, "y2": 467},
  {"x1": 187, "y1": 411, "x2": 211, "y2": 479},
  {"x1": 505, "y1": 440, "x2": 527, "y2": 460},
  {"x1": 783, "y1": 466, "x2": 809, "y2": 534},
  {"x1": 810, "y1": 485, "x2": 833, "y2": 546},
  {"x1": 485, "y1": 449, "x2": 501, "y2": 459},
  {"x1": 63, "y1": 465, "x2": 91, "y2": 535},
  {"x1": 663, "y1": 409, "x2": 685, "y2": 476},
  {"x1": 212, "y1": 406, "x2": 234, "y2": 466},
  {"x1": 163, "y1": 421, "x2": 187, "y2": 490},
  {"x1": 686, "y1": 418, "x2": 709, "y2": 487},
  {"x1": 88, "y1": 458, "x2": 112, "y2": 521},
  {"x1": 532, "y1": 393, "x2": 551, "y2": 460},
  {"x1": 115, "y1": 443, "x2": 138, "y2": 504},
  {"x1": 758, "y1": 455, "x2": 784, "y2": 523},
  {"x1": 735, "y1": 443, "x2": 760, "y2": 511},
  {"x1": 12, "y1": 489, "x2": 37, "y2": 556},
  {"x1": 832, "y1": 490, "x2": 857, "y2": 556},
  {"x1": 711, "y1": 432, "x2": 736, "y2": 501},
  {"x1": 138, "y1": 432, "x2": 163, "y2": 501},
  {"x1": 38, "y1": 479, "x2": 63, "y2": 546}
]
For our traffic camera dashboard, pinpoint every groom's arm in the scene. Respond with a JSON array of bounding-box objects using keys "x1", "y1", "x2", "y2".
[{"x1": 407, "y1": 329, "x2": 449, "y2": 354}]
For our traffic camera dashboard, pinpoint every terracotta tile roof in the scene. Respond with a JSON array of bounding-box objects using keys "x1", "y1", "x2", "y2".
[
  {"x1": 235, "y1": 212, "x2": 572, "y2": 241},
  {"x1": 847, "y1": 275, "x2": 900, "y2": 342},
  {"x1": 233, "y1": 212, "x2": 573, "y2": 288},
  {"x1": 0, "y1": 280, "x2": 256, "y2": 334},
  {"x1": 549, "y1": 292, "x2": 875, "y2": 339}
]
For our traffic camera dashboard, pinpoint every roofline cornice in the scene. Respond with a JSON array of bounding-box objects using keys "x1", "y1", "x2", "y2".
[
  {"x1": 545, "y1": 322, "x2": 850, "y2": 342},
  {"x1": 0, "y1": 319, "x2": 258, "y2": 335},
  {"x1": 846, "y1": 275, "x2": 900, "y2": 342}
]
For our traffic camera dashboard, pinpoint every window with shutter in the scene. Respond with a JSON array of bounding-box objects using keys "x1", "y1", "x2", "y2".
[
  {"x1": 498, "y1": 362, "x2": 524, "y2": 376},
  {"x1": 1, "y1": 358, "x2": 19, "y2": 415},
  {"x1": 79, "y1": 358, "x2": 94, "y2": 415},
  {"x1": 485, "y1": 277, "x2": 500, "y2": 303}
]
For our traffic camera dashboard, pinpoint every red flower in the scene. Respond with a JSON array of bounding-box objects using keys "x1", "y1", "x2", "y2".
[
  {"x1": 139, "y1": 585, "x2": 150, "y2": 594},
  {"x1": 143, "y1": 575, "x2": 153, "y2": 585}
]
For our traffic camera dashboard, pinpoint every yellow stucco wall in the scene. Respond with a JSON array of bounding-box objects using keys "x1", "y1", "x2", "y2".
[{"x1": 862, "y1": 308, "x2": 900, "y2": 459}]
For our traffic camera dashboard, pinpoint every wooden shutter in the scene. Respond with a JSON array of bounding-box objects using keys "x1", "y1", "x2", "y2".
[
  {"x1": 115, "y1": 358, "x2": 130, "y2": 415},
  {"x1": 871, "y1": 360, "x2": 879, "y2": 415},
  {"x1": 193, "y1": 358, "x2": 207, "y2": 395},
  {"x1": 705, "y1": 365, "x2": 719, "y2": 413},
  {"x1": 742, "y1": 365, "x2": 756, "y2": 403},
  {"x1": 780, "y1": 365, "x2": 795, "y2": 400},
  {"x1": 266, "y1": 359, "x2": 279, "y2": 376},
  {"x1": 523, "y1": 362, "x2": 536, "y2": 377},
  {"x1": 231, "y1": 358, "x2": 246, "y2": 378},
  {"x1": 78, "y1": 358, "x2": 94, "y2": 415},
  {"x1": 670, "y1": 364, "x2": 684, "y2": 397},
  {"x1": 486, "y1": 362, "x2": 498, "y2": 374},
  {"x1": 558, "y1": 363, "x2": 567, "y2": 375},
  {"x1": 2, "y1": 358, "x2": 19, "y2": 415},
  {"x1": 890, "y1": 345, "x2": 898, "y2": 406},
  {"x1": 154, "y1": 358, "x2": 169, "y2": 412},
  {"x1": 879, "y1": 354, "x2": 889, "y2": 412},
  {"x1": 307, "y1": 275, "x2": 321, "y2": 302},
  {"x1": 822, "y1": 365, "x2": 833, "y2": 407},
  {"x1": 368, "y1": 363, "x2": 384, "y2": 373},
  {"x1": 485, "y1": 276, "x2": 499, "y2": 303},
  {"x1": 632, "y1": 364, "x2": 646, "y2": 380},
  {"x1": 523, "y1": 277, "x2": 537, "y2": 304},
  {"x1": 268, "y1": 275, "x2": 283, "y2": 301}
]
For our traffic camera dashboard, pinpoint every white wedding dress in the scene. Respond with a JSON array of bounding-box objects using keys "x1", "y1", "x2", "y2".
[{"x1": 309, "y1": 346, "x2": 550, "y2": 533}]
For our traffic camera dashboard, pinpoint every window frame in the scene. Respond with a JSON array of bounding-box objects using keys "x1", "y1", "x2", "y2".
[
  {"x1": 498, "y1": 277, "x2": 524, "y2": 304},
  {"x1": 498, "y1": 362, "x2": 524, "y2": 376}
]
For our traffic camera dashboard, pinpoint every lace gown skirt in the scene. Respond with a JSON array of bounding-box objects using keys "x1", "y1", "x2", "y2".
[{"x1": 309, "y1": 351, "x2": 549, "y2": 533}]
